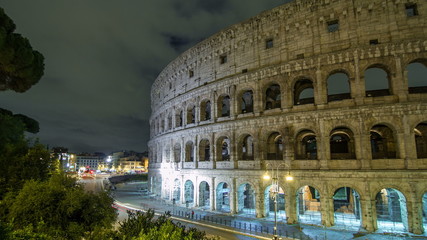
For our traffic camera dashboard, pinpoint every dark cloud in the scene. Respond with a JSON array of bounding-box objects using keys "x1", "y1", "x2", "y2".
[{"x1": 0, "y1": 0, "x2": 286, "y2": 154}]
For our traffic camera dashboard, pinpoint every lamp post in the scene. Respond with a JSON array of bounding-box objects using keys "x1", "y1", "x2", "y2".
[{"x1": 263, "y1": 163, "x2": 293, "y2": 240}]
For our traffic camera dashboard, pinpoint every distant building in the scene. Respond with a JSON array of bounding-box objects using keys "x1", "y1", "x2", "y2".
[{"x1": 76, "y1": 154, "x2": 103, "y2": 172}]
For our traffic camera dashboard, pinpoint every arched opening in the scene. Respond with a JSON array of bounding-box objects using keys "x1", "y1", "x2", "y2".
[
  {"x1": 333, "y1": 187, "x2": 362, "y2": 229},
  {"x1": 184, "y1": 180, "x2": 194, "y2": 207},
  {"x1": 218, "y1": 95, "x2": 230, "y2": 117},
  {"x1": 176, "y1": 110, "x2": 183, "y2": 127},
  {"x1": 238, "y1": 183, "x2": 256, "y2": 216},
  {"x1": 216, "y1": 182, "x2": 230, "y2": 213},
  {"x1": 173, "y1": 179, "x2": 181, "y2": 202},
  {"x1": 327, "y1": 72, "x2": 351, "y2": 102},
  {"x1": 241, "y1": 90, "x2": 254, "y2": 113},
  {"x1": 266, "y1": 132, "x2": 283, "y2": 160},
  {"x1": 295, "y1": 130, "x2": 317, "y2": 160},
  {"x1": 264, "y1": 184, "x2": 286, "y2": 220},
  {"x1": 370, "y1": 125, "x2": 397, "y2": 159},
  {"x1": 375, "y1": 188, "x2": 408, "y2": 233},
  {"x1": 240, "y1": 134, "x2": 254, "y2": 160},
  {"x1": 415, "y1": 122, "x2": 427, "y2": 158},
  {"x1": 265, "y1": 84, "x2": 281, "y2": 110},
  {"x1": 162, "y1": 178, "x2": 170, "y2": 200},
  {"x1": 294, "y1": 79, "x2": 314, "y2": 105},
  {"x1": 187, "y1": 105, "x2": 195, "y2": 124},
  {"x1": 365, "y1": 66, "x2": 391, "y2": 97},
  {"x1": 199, "y1": 181, "x2": 210, "y2": 209},
  {"x1": 217, "y1": 137, "x2": 230, "y2": 161},
  {"x1": 407, "y1": 61, "x2": 427, "y2": 94},
  {"x1": 185, "y1": 141, "x2": 194, "y2": 162},
  {"x1": 330, "y1": 127, "x2": 355, "y2": 159},
  {"x1": 199, "y1": 139, "x2": 211, "y2": 161},
  {"x1": 200, "y1": 100, "x2": 211, "y2": 121},
  {"x1": 297, "y1": 185, "x2": 321, "y2": 225},
  {"x1": 173, "y1": 143, "x2": 181, "y2": 163}
]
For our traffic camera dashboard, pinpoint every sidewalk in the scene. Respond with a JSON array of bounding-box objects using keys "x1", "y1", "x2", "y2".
[{"x1": 112, "y1": 182, "x2": 427, "y2": 240}]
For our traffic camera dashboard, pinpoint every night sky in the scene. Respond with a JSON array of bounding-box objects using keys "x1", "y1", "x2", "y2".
[{"x1": 0, "y1": 1, "x2": 288, "y2": 154}]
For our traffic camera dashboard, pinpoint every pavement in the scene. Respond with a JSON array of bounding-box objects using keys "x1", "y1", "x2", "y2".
[{"x1": 110, "y1": 181, "x2": 427, "y2": 240}]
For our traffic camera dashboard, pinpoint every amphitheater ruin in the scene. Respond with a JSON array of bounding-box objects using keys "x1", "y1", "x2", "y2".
[{"x1": 148, "y1": 0, "x2": 427, "y2": 234}]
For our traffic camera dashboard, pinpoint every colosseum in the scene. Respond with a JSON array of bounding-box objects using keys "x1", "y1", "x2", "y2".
[{"x1": 148, "y1": 0, "x2": 427, "y2": 234}]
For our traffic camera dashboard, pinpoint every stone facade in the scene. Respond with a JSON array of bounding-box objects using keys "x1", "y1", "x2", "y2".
[{"x1": 149, "y1": 0, "x2": 427, "y2": 234}]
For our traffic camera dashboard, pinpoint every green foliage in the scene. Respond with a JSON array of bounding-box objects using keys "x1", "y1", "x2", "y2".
[
  {"x1": 117, "y1": 210, "x2": 215, "y2": 240},
  {"x1": 14, "y1": 113, "x2": 40, "y2": 133},
  {"x1": 1, "y1": 174, "x2": 117, "y2": 240},
  {"x1": 0, "y1": 7, "x2": 44, "y2": 93}
]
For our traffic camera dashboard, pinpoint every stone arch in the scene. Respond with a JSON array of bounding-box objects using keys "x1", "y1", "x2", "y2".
[
  {"x1": 264, "y1": 83, "x2": 281, "y2": 110},
  {"x1": 375, "y1": 188, "x2": 409, "y2": 233},
  {"x1": 237, "y1": 183, "x2": 256, "y2": 216},
  {"x1": 294, "y1": 78, "x2": 314, "y2": 105},
  {"x1": 406, "y1": 59, "x2": 427, "y2": 94},
  {"x1": 200, "y1": 99, "x2": 211, "y2": 121},
  {"x1": 266, "y1": 131, "x2": 284, "y2": 160},
  {"x1": 199, "y1": 181, "x2": 210, "y2": 209},
  {"x1": 330, "y1": 127, "x2": 356, "y2": 159},
  {"x1": 217, "y1": 94, "x2": 231, "y2": 117},
  {"x1": 173, "y1": 178, "x2": 181, "y2": 202},
  {"x1": 184, "y1": 180, "x2": 194, "y2": 207},
  {"x1": 332, "y1": 187, "x2": 362, "y2": 229},
  {"x1": 173, "y1": 143, "x2": 181, "y2": 163},
  {"x1": 175, "y1": 109, "x2": 183, "y2": 127},
  {"x1": 327, "y1": 71, "x2": 351, "y2": 102},
  {"x1": 295, "y1": 129, "x2": 317, "y2": 160},
  {"x1": 264, "y1": 184, "x2": 286, "y2": 219},
  {"x1": 239, "y1": 89, "x2": 254, "y2": 114},
  {"x1": 199, "y1": 139, "x2": 211, "y2": 161},
  {"x1": 364, "y1": 64, "x2": 392, "y2": 97},
  {"x1": 296, "y1": 185, "x2": 322, "y2": 225},
  {"x1": 216, "y1": 182, "x2": 231, "y2": 213},
  {"x1": 185, "y1": 141, "x2": 194, "y2": 162},
  {"x1": 186, "y1": 104, "x2": 195, "y2": 124},
  {"x1": 370, "y1": 124, "x2": 397, "y2": 159},
  {"x1": 414, "y1": 121, "x2": 427, "y2": 158},
  {"x1": 216, "y1": 136, "x2": 230, "y2": 161},
  {"x1": 238, "y1": 134, "x2": 254, "y2": 160}
]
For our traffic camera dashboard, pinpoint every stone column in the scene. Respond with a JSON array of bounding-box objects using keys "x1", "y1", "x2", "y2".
[
  {"x1": 403, "y1": 116, "x2": 417, "y2": 169},
  {"x1": 230, "y1": 178, "x2": 237, "y2": 214},
  {"x1": 393, "y1": 56, "x2": 408, "y2": 102},
  {"x1": 320, "y1": 195, "x2": 334, "y2": 227},
  {"x1": 352, "y1": 51, "x2": 365, "y2": 104},
  {"x1": 407, "y1": 188, "x2": 424, "y2": 234},
  {"x1": 285, "y1": 185, "x2": 297, "y2": 224},
  {"x1": 231, "y1": 131, "x2": 238, "y2": 169},
  {"x1": 256, "y1": 180, "x2": 265, "y2": 218},
  {"x1": 254, "y1": 82, "x2": 262, "y2": 116},
  {"x1": 316, "y1": 68, "x2": 327, "y2": 106},
  {"x1": 210, "y1": 177, "x2": 216, "y2": 211},
  {"x1": 212, "y1": 91, "x2": 218, "y2": 122},
  {"x1": 318, "y1": 128, "x2": 329, "y2": 170},
  {"x1": 284, "y1": 81, "x2": 293, "y2": 110},
  {"x1": 194, "y1": 177, "x2": 199, "y2": 207},
  {"x1": 230, "y1": 85, "x2": 237, "y2": 119},
  {"x1": 360, "y1": 130, "x2": 372, "y2": 170},
  {"x1": 360, "y1": 198, "x2": 376, "y2": 232},
  {"x1": 180, "y1": 175, "x2": 185, "y2": 205}
]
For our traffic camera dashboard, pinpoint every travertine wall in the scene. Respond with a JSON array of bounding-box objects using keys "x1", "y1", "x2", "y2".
[{"x1": 149, "y1": 0, "x2": 427, "y2": 234}]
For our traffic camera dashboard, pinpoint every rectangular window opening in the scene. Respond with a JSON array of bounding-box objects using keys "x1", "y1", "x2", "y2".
[
  {"x1": 189, "y1": 70, "x2": 194, "y2": 78},
  {"x1": 266, "y1": 38, "x2": 274, "y2": 49},
  {"x1": 296, "y1": 53, "x2": 305, "y2": 59},
  {"x1": 242, "y1": 69, "x2": 248, "y2": 73},
  {"x1": 405, "y1": 3, "x2": 418, "y2": 17},
  {"x1": 220, "y1": 55, "x2": 227, "y2": 64},
  {"x1": 327, "y1": 20, "x2": 339, "y2": 32},
  {"x1": 369, "y1": 39, "x2": 379, "y2": 45}
]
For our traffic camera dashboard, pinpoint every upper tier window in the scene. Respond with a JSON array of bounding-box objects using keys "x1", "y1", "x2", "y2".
[
  {"x1": 220, "y1": 55, "x2": 227, "y2": 64},
  {"x1": 327, "y1": 20, "x2": 339, "y2": 32},
  {"x1": 406, "y1": 3, "x2": 418, "y2": 17}
]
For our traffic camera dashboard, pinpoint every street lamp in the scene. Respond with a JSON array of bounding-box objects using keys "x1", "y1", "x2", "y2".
[{"x1": 263, "y1": 163, "x2": 294, "y2": 240}]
